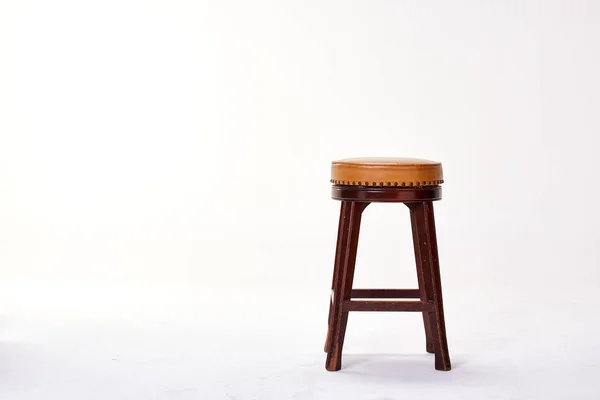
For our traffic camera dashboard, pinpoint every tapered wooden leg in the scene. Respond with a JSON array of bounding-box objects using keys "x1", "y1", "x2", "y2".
[
  {"x1": 325, "y1": 201, "x2": 368, "y2": 371},
  {"x1": 325, "y1": 202, "x2": 351, "y2": 352},
  {"x1": 336, "y1": 202, "x2": 369, "y2": 357},
  {"x1": 409, "y1": 201, "x2": 451, "y2": 371},
  {"x1": 408, "y1": 204, "x2": 435, "y2": 354}
]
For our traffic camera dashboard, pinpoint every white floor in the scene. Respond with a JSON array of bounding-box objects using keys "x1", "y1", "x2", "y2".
[{"x1": 1, "y1": 286, "x2": 599, "y2": 399}]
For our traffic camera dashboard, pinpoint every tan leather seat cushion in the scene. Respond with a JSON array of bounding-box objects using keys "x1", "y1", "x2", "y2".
[{"x1": 331, "y1": 157, "x2": 443, "y2": 187}]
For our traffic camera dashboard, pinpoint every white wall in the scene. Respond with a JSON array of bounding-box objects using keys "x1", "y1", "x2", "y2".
[{"x1": 1, "y1": 0, "x2": 599, "y2": 294}]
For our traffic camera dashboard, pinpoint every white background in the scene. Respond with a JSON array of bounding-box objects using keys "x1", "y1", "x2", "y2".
[{"x1": 1, "y1": 1, "x2": 599, "y2": 399}]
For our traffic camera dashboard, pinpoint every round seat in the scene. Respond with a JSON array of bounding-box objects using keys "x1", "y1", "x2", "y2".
[{"x1": 331, "y1": 157, "x2": 443, "y2": 187}]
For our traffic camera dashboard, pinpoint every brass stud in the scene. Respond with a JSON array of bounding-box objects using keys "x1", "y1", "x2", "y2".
[{"x1": 394, "y1": 182, "x2": 398, "y2": 186}]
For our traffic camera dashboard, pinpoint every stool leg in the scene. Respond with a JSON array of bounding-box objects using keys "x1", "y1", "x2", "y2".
[
  {"x1": 408, "y1": 204, "x2": 435, "y2": 354},
  {"x1": 336, "y1": 202, "x2": 369, "y2": 358},
  {"x1": 325, "y1": 201, "x2": 367, "y2": 371},
  {"x1": 325, "y1": 202, "x2": 351, "y2": 352},
  {"x1": 409, "y1": 201, "x2": 451, "y2": 371}
]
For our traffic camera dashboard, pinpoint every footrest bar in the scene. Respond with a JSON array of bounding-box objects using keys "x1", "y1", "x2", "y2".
[
  {"x1": 350, "y1": 289, "x2": 420, "y2": 299},
  {"x1": 342, "y1": 300, "x2": 434, "y2": 312}
]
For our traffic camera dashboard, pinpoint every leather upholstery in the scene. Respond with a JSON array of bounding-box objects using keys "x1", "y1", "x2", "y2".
[{"x1": 331, "y1": 157, "x2": 443, "y2": 187}]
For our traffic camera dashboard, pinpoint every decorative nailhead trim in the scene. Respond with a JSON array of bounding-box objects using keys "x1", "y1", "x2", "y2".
[{"x1": 330, "y1": 179, "x2": 444, "y2": 187}]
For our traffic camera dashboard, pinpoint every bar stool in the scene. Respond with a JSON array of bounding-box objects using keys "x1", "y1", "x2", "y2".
[{"x1": 324, "y1": 157, "x2": 451, "y2": 372}]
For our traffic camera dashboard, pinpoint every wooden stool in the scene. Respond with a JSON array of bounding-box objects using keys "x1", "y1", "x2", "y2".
[{"x1": 324, "y1": 157, "x2": 451, "y2": 372}]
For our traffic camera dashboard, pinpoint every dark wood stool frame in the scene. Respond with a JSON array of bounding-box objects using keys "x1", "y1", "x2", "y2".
[{"x1": 324, "y1": 185, "x2": 451, "y2": 372}]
